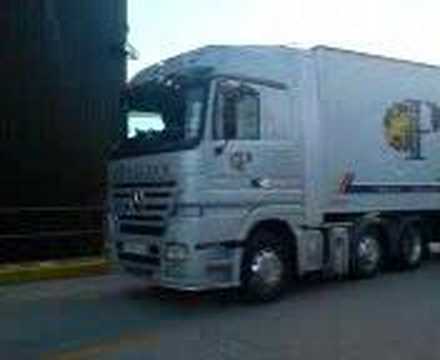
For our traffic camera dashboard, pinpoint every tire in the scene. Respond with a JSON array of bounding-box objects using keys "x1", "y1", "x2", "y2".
[
  {"x1": 240, "y1": 229, "x2": 291, "y2": 302},
  {"x1": 398, "y1": 221, "x2": 423, "y2": 270},
  {"x1": 352, "y1": 224, "x2": 383, "y2": 278}
]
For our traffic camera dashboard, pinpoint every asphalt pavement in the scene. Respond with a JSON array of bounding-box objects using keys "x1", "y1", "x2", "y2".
[{"x1": 1, "y1": 260, "x2": 440, "y2": 360}]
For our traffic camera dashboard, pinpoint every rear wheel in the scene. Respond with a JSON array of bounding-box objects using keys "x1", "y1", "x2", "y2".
[
  {"x1": 353, "y1": 225, "x2": 383, "y2": 278},
  {"x1": 241, "y1": 229, "x2": 291, "y2": 302},
  {"x1": 399, "y1": 221, "x2": 423, "y2": 270}
]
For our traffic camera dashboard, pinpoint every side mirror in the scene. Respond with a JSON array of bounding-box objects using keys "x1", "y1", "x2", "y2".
[{"x1": 214, "y1": 140, "x2": 228, "y2": 156}]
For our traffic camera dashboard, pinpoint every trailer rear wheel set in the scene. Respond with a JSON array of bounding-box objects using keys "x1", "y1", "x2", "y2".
[
  {"x1": 240, "y1": 216, "x2": 427, "y2": 301},
  {"x1": 398, "y1": 220, "x2": 424, "y2": 269}
]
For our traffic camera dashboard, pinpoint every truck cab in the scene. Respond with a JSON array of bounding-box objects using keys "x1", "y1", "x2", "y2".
[{"x1": 108, "y1": 47, "x2": 314, "y2": 298}]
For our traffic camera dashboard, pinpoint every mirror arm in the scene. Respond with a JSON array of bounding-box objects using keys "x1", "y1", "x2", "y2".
[{"x1": 214, "y1": 139, "x2": 229, "y2": 156}]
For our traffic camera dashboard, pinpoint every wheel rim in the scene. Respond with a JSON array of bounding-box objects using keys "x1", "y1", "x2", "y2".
[
  {"x1": 403, "y1": 229, "x2": 422, "y2": 265},
  {"x1": 250, "y1": 249, "x2": 283, "y2": 289},
  {"x1": 357, "y1": 235, "x2": 381, "y2": 272}
]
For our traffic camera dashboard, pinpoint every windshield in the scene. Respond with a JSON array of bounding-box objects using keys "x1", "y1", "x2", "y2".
[{"x1": 112, "y1": 81, "x2": 207, "y2": 158}]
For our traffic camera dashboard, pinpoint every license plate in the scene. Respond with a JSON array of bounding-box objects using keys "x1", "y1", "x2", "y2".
[{"x1": 123, "y1": 242, "x2": 147, "y2": 255}]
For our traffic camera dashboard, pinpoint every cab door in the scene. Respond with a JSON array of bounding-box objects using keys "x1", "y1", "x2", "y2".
[
  {"x1": 206, "y1": 79, "x2": 261, "y2": 202},
  {"x1": 205, "y1": 78, "x2": 300, "y2": 210}
]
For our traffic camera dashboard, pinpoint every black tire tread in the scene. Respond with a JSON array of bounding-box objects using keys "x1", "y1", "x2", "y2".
[{"x1": 240, "y1": 229, "x2": 291, "y2": 302}]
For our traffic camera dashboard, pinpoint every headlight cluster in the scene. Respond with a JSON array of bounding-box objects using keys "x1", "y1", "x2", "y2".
[{"x1": 164, "y1": 243, "x2": 189, "y2": 261}]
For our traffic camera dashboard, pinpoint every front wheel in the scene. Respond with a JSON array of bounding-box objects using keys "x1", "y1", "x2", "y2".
[
  {"x1": 241, "y1": 229, "x2": 291, "y2": 302},
  {"x1": 352, "y1": 225, "x2": 383, "y2": 278}
]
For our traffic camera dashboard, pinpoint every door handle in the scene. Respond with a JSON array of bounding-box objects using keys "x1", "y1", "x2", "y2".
[{"x1": 251, "y1": 177, "x2": 272, "y2": 189}]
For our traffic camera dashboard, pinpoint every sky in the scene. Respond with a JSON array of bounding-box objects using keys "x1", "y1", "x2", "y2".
[{"x1": 127, "y1": 0, "x2": 440, "y2": 79}]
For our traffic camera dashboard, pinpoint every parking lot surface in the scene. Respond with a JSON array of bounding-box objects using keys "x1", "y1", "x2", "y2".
[{"x1": 1, "y1": 260, "x2": 440, "y2": 359}]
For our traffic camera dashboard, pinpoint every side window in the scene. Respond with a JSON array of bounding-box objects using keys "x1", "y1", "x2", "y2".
[
  {"x1": 260, "y1": 87, "x2": 291, "y2": 140},
  {"x1": 214, "y1": 81, "x2": 260, "y2": 140}
]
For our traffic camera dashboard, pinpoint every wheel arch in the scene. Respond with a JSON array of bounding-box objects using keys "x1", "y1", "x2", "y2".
[
  {"x1": 394, "y1": 215, "x2": 428, "y2": 262},
  {"x1": 398, "y1": 216, "x2": 426, "y2": 240},
  {"x1": 354, "y1": 214, "x2": 392, "y2": 260},
  {"x1": 244, "y1": 218, "x2": 299, "y2": 275}
]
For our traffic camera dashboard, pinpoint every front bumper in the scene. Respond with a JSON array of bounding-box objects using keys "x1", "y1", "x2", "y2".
[
  {"x1": 109, "y1": 217, "x2": 244, "y2": 291},
  {"x1": 117, "y1": 243, "x2": 243, "y2": 291}
]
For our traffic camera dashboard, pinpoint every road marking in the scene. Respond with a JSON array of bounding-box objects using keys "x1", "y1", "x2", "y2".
[{"x1": 44, "y1": 331, "x2": 160, "y2": 360}]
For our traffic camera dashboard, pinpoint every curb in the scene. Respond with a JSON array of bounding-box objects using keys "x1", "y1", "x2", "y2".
[{"x1": 0, "y1": 257, "x2": 110, "y2": 286}]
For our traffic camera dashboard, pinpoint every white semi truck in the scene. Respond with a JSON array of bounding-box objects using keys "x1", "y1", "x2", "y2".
[{"x1": 107, "y1": 45, "x2": 440, "y2": 301}]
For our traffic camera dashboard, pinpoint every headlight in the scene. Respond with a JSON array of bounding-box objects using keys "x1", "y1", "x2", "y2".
[{"x1": 165, "y1": 243, "x2": 189, "y2": 261}]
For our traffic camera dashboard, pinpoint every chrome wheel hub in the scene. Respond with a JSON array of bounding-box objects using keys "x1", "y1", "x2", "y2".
[
  {"x1": 358, "y1": 235, "x2": 380, "y2": 271},
  {"x1": 251, "y1": 249, "x2": 283, "y2": 287}
]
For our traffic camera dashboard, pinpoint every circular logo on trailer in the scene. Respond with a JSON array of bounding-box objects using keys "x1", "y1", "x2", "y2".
[{"x1": 383, "y1": 102, "x2": 413, "y2": 153}]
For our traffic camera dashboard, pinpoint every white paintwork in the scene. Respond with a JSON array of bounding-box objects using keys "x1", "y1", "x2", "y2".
[
  {"x1": 108, "y1": 45, "x2": 440, "y2": 291},
  {"x1": 314, "y1": 47, "x2": 440, "y2": 213}
]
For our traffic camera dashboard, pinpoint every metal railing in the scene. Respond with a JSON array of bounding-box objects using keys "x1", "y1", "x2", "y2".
[{"x1": 0, "y1": 206, "x2": 104, "y2": 264}]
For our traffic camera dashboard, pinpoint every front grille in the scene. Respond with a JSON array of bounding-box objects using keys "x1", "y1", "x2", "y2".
[
  {"x1": 138, "y1": 204, "x2": 168, "y2": 212},
  {"x1": 119, "y1": 223, "x2": 165, "y2": 236},
  {"x1": 118, "y1": 252, "x2": 161, "y2": 266},
  {"x1": 118, "y1": 215, "x2": 163, "y2": 222},
  {"x1": 141, "y1": 192, "x2": 171, "y2": 198},
  {"x1": 112, "y1": 180, "x2": 176, "y2": 238},
  {"x1": 113, "y1": 181, "x2": 177, "y2": 189}
]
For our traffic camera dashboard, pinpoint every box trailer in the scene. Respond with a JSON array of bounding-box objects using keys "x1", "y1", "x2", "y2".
[{"x1": 107, "y1": 45, "x2": 440, "y2": 300}]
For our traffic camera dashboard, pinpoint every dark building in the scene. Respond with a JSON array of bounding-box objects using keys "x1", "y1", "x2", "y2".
[{"x1": 0, "y1": 0, "x2": 127, "y2": 261}]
